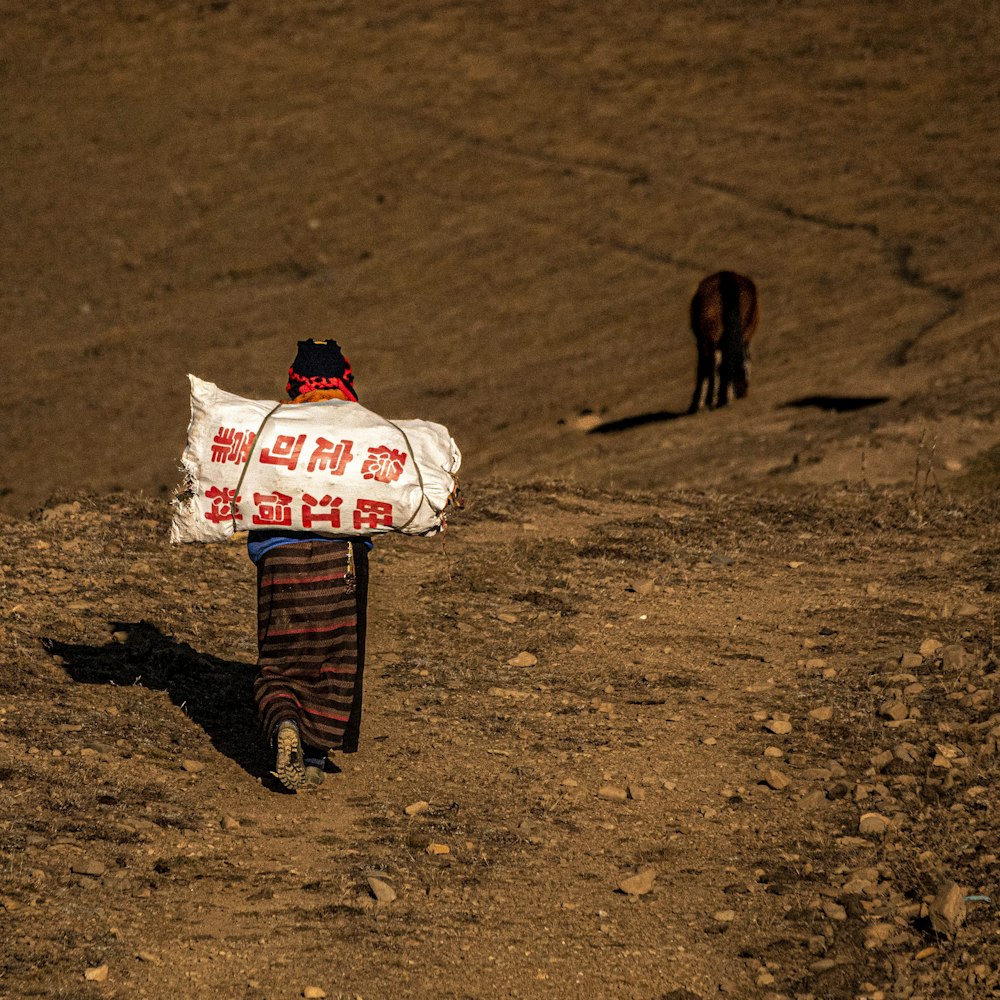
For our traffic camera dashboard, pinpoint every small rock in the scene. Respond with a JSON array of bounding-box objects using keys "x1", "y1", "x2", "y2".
[
  {"x1": 573, "y1": 413, "x2": 603, "y2": 432},
  {"x1": 631, "y1": 578, "x2": 656, "y2": 596},
  {"x1": 858, "y1": 812, "x2": 890, "y2": 837},
  {"x1": 111, "y1": 630, "x2": 130, "y2": 644},
  {"x1": 135, "y1": 951, "x2": 161, "y2": 964},
  {"x1": 809, "y1": 958, "x2": 837, "y2": 974},
  {"x1": 928, "y1": 880, "x2": 966, "y2": 935},
  {"x1": 808, "y1": 706, "x2": 833, "y2": 722},
  {"x1": 72, "y1": 859, "x2": 106, "y2": 878},
  {"x1": 84, "y1": 965, "x2": 109, "y2": 982},
  {"x1": 763, "y1": 770, "x2": 791, "y2": 791},
  {"x1": 598, "y1": 785, "x2": 629, "y2": 802},
  {"x1": 426, "y1": 843, "x2": 450, "y2": 855},
  {"x1": 404, "y1": 801, "x2": 429, "y2": 817},
  {"x1": 878, "y1": 700, "x2": 908, "y2": 722},
  {"x1": 366, "y1": 876, "x2": 396, "y2": 904},
  {"x1": 919, "y1": 638, "x2": 943, "y2": 658},
  {"x1": 507, "y1": 651, "x2": 538, "y2": 668},
  {"x1": 617, "y1": 869, "x2": 656, "y2": 896},
  {"x1": 220, "y1": 816, "x2": 240, "y2": 831},
  {"x1": 302, "y1": 988, "x2": 327, "y2": 999},
  {"x1": 764, "y1": 719, "x2": 793, "y2": 735},
  {"x1": 763, "y1": 746, "x2": 784, "y2": 758},
  {"x1": 626, "y1": 783, "x2": 645, "y2": 801},
  {"x1": 864, "y1": 923, "x2": 894, "y2": 948},
  {"x1": 941, "y1": 644, "x2": 965, "y2": 670},
  {"x1": 181, "y1": 759, "x2": 205, "y2": 774},
  {"x1": 899, "y1": 652, "x2": 923, "y2": 669},
  {"x1": 713, "y1": 909, "x2": 736, "y2": 923},
  {"x1": 798, "y1": 790, "x2": 828, "y2": 810}
]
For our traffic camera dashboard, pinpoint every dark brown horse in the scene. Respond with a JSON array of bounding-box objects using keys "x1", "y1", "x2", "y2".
[{"x1": 688, "y1": 270, "x2": 759, "y2": 414}]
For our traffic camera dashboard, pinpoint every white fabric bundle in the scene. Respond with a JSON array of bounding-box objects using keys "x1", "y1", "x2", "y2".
[{"x1": 170, "y1": 376, "x2": 461, "y2": 543}]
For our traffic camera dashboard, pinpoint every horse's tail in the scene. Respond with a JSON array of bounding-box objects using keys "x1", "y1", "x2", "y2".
[{"x1": 719, "y1": 270, "x2": 747, "y2": 386}]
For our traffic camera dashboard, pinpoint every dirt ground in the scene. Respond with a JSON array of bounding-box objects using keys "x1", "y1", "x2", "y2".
[
  {"x1": 2, "y1": 487, "x2": 999, "y2": 999},
  {"x1": 2, "y1": 2, "x2": 1000, "y2": 998}
]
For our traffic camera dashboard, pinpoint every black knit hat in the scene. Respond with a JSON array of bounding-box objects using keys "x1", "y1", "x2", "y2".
[{"x1": 286, "y1": 339, "x2": 358, "y2": 400}]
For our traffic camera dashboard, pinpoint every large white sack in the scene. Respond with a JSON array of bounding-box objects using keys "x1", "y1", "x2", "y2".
[{"x1": 170, "y1": 376, "x2": 461, "y2": 543}]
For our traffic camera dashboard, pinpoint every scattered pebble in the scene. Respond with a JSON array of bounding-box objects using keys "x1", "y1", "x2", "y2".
[
  {"x1": 71, "y1": 859, "x2": 106, "y2": 878},
  {"x1": 598, "y1": 785, "x2": 628, "y2": 802},
  {"x1": 763, "y1": 769, "x2": 791, "y2": 791},
  {"x1": 764, "y1": 719, "x2": 793, "y2": 735},
  {"x1": 617, "y1": 869, "x2": 656, "y2": 896},
  {"x1": 858, "y1": 812, "x2": 890, "y2": 837},
  {"x1": 928, "y1": 880, "x2": 966, "y2": 935},
  {"x1": 366, "y1": 876, "x2": 396, "y2": 904},
  {"x1": 506, "y1": 651, "x2": 538, "y2": 668},
  {"x1": 404, "y1": 801, "x2": 429, "y2": 817}
]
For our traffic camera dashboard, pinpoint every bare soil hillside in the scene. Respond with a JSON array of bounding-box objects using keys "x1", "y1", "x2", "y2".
[{"x1": 1, "y1": 0, "x2": 999, "y2": 512}]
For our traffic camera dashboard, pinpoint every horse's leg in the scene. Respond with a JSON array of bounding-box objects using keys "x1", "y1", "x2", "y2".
[
  {"x1": 688, "y1": 353, "x2": 706, "y2": 414},
  {"x1": 705, "y1": 351, "x2": 717, "y2": 410},
  {"x1": 717, "y1": 358, "x2": 729, "y2": 408}
]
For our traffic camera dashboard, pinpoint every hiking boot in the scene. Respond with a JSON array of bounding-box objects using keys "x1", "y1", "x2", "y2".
[{"x1": 274, "y1": 720, "x2": 305, "y2": 791}]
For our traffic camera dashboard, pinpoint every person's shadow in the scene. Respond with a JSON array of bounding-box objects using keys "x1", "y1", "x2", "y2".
[{"x1": 42, "y1": 621, "x2": 279, "y2": 785}]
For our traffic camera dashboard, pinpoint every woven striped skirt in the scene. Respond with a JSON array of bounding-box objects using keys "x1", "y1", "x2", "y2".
[{"x1": 253, "y1": 540, "x2": 369, "y2": 753}]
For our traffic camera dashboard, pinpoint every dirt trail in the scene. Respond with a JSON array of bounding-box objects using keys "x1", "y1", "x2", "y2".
[{"x1": 1, "y1": 486, "x2": 998, "y2": 998}]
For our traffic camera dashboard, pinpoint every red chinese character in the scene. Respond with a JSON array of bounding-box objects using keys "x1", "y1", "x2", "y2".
[
  {"x1": 354, "y1": 498, "x2": 393, "y2": 531},
  {"x1": 307, "y1": 437, "x2": 354, "y2": 475},
  {"x1": 204, "y1": 486, "x2": 241, "y2": 524},
  {"x1": 211, "y1": 427, "x2": 256, "y2": 464},
  {"x1": 211, "y1": 427, "x2": 237, "y2": 463},
  {"x1": 302, "y1": 493, "x2": 343, "y2": 529},
  {"x1": 252, "y1": 491, "x2": 293, "y2": 527},
  {"x1": 260, "y1": 434, "x2": 306, "y2": 470},
  {"x1": 360, "y1": 446, "x2": 408, "y2": 484}
]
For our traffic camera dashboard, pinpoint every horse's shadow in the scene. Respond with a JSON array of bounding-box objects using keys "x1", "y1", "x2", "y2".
[{"x1": 42, "y1": 621, "x2": 274, "y2": 783}]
